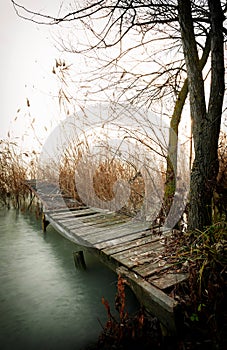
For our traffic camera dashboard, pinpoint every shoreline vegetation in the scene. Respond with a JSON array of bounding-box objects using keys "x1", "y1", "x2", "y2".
[{"x1": 0, "y1": 132, "x2": 226, "y2": 349}]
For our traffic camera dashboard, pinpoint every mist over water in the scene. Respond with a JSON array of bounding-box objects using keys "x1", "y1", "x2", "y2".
[{"x1": 0, "y1": 207, "x2": 138, "y2": 350}]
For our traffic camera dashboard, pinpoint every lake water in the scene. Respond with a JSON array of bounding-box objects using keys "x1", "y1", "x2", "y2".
[{"x1": 0, "y1": 206, "x2": 138, "y2": 350}]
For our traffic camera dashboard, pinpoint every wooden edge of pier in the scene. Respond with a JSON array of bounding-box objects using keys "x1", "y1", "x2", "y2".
[{"x1": 117, "y1": 266, "x2": 181, "y2": 335}]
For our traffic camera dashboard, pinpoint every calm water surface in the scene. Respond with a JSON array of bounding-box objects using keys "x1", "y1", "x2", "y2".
[{"x1": 0, "y1": 207, "x2": 138, "y2": 350}]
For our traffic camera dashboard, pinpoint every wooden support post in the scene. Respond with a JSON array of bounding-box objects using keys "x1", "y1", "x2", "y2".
[
  {"x1": 73, "y1": 250, "x2": 86, "y2": 270},
  {"x1": 42, "y1": 213, "x2": 50, "y2": 232}
]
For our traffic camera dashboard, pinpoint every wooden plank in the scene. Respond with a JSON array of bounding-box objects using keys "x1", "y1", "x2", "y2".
[
  {"x1": 112, "y1": 238, "x2": 165, "y2": 259},
  {"x1": 56, "y1": 212, "x2": 106, "y2": 224},
  {"x1": 117, "y1": 266, "x2": 180, "y2": 335},
  {"x1": 45, "y1": 215, "x2": 93, "y2": 248},
  {"x1": 92, "y1": 218, "x2": 130, "y2": 228},
  {"x1": 102, "y1": 231, "x2": 171, "y2": 255},
  {"x1": 111, "y1": 242, "x2": 165, "y2": 269},
  {"x1": 149, "y1": 273, "x2": 189, "y2": 290},
  {"x1": 81, "y1": 221, "x2": 150, "y2": 241},
  {"x1": 83, "y1": 226, "x2": 149, "y2": 246},
  {"x1": 45, "y1": 206, "x2": 88, "y2": 214},
  {"x1": 64, "y1": 214, "x2": 111, "y2": 228},
  {"x1": 45, "y1": 213, "x2": 95, "y2": 238},
  {"x1": 133, "y1": 260, "x2": 168, "y2": 278},
  {"x1": 60, "y1": 219, "x2": 110, "y2": 235},
  {"x1": 58, "y1": 213, "x2": 126, "y2": 226},
  {"x1": 48, "y1": 213, "x2": 110, "y2": 231},
  {"x1": 81, "y1": 212, "x2": 115, "y2": 223},
  {"x1": 83, "y1": 215, "x2": 129, "y2": 227},
  {"x1": 54, "y1": 213, "x2": 98, "y2": 223},
  {"x1": 50, "y1": 208, "x2": 99, "y2": 219},
  {"x1": 94, "y1": 230, "x2": 152, "y2": 250},
  {"x1": 62, "y1": 224, "x2": 110, "y2": 239},
  {"x1": 47, "y1": 209, "x2": 89, "y2": 218}
]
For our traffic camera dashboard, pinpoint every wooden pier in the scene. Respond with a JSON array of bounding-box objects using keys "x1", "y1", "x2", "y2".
[{"x1": 26, "y1": 179, "x2": 188, "y2": 334}]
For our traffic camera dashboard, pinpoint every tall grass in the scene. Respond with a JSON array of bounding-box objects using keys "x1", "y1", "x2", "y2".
[
  {"x1": 0, "y1": 139, "x2": 36, "y2": 208},
  {"x1": 58, "y1": 151, "x2": 146, "y2": 216},
  {"x1": 1, "y1": 125, "x2": 226, "y2": 223}
]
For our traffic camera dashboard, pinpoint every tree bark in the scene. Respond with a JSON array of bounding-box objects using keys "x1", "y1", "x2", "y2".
[
  {"x1": 165, "y1": 33, "x2": 211, "y2": 215},
  {"x1": 178, "y1": 0, "x2": 224, "y2": 230}
]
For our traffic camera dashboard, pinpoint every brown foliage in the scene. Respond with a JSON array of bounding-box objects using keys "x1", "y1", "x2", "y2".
[
  {"x1": 98, "y1": 275, "x2": 162, "y2": 349},
  {"x1": 0, "y1": 140, "x2": 33, "y2": 207}
]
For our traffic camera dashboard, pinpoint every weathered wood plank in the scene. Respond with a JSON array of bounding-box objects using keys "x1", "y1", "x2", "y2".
[
  {"x1": 111, "y1": 243, "x2": 165, "y2": 269},
  {"x1": 83, "y1": 227, "x2": 149, "y2": 246},
  {"x1": 44, "y1": 214, "x2": 93, "y2": 247},
  {"x1": 102, "y1": 231, "x2": 171, "y2": 255},
  {"x1": 81, "y1": 221, "x2": 150, "y2": 241},
  {"x1": 50, "y1": 208, "x2": 99, "y2": 219},
  {"x1": 149, "y1": 273, "x2": 189, "y2": 290},
  {"x1": 52, "y1": 218, "x2": 92, "y2": 236},
  {"x1": 59, "y1": 213, "x2": 126, "y2": 227},
  {"x1": 61, "y1": 220, "x2": 110, "y2": 235},
  {"x1": 133, "y1": 260, "x2": 168, "y2": 278},
  {"x1": 45, "y1": 207, "x2": 88, "y2": 215},
  {"x1": 47, "y1": 210, "x2": 87, "y2": 219},
  {"x1": 94, "y1": 230, "x2": 152, "y2": 250},
  {"x1": 112, "y1": 239, "x2": 165, "y2": 259},
  {"x1": 84, "y1": 215, "x2": 129, "y2": 227}
]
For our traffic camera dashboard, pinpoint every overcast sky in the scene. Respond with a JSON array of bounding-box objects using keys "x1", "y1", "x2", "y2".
[{"x1": 0, "y1": 1, "x2": 68, "y2": 150}]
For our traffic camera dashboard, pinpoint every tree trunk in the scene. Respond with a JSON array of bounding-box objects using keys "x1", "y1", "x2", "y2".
[
  {"x1": 165, "y1": 33, "x2": 211, "y2": 217},
  {"x1": 178, "y1": 0, "x2": 224, "y2": 230}
]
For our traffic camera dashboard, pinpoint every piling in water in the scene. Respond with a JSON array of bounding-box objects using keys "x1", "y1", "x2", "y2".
[{"x1": 73, "y1": 250, "x2": 86, "y2": 270}]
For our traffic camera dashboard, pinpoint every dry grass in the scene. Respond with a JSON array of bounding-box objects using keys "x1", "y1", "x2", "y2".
[
  {"x1": 0, "y1": 139, "x2": 36, "y2": 207},
  {"x1": 57, "y1": 144, "x2": 146, "y2": 216},
  {"x1": 92, "y1": 159, "x2": 145, "y2": 215},
  {"x1": 1, "y1": 127, "x2": 226, "y2": 223}
]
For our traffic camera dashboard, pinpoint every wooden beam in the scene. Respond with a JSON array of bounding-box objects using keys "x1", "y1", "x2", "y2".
[
  {"x1": 117, "y1": 266, "x2": 181, "y2": 335},
  {"x1": 73, "y1": 250, "x2": 86, "y2": 270}
]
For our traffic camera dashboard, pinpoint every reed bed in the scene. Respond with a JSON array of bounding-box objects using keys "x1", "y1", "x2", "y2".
[
  {"x1": 0, "y1": 139, "x2": 37, "y2": 208},
  {"x1": 58, "y1": 153, "x2": 146, "y2": 216},
  {"x1": 55, "y1": 137, "x2": 147, "y2": 216},
  {"x1": 1, "y1": 129, "x2": 226, "y2": 222}
]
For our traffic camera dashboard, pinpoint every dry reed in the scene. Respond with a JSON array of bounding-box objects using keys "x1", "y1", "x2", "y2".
[{"x1": 0, "y1": 139, "x2": 35, "y2": 207}]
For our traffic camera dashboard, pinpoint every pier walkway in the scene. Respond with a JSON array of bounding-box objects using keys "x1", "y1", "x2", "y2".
[{"x1": 26, "y1": 179, "x2": 188, "y2": 334}]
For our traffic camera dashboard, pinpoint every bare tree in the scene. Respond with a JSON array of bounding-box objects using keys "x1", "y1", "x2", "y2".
[
  {"x1": 178, "y1": 0, "x2": 225, "y2": 229},
  {"x1": 11, "y1": 0, "x2": 226, "y2": 230}
]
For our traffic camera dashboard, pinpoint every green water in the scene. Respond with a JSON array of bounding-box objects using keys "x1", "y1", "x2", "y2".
[{"x1": 0, "y1": 207, "x2": 138, "y2": 350}]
